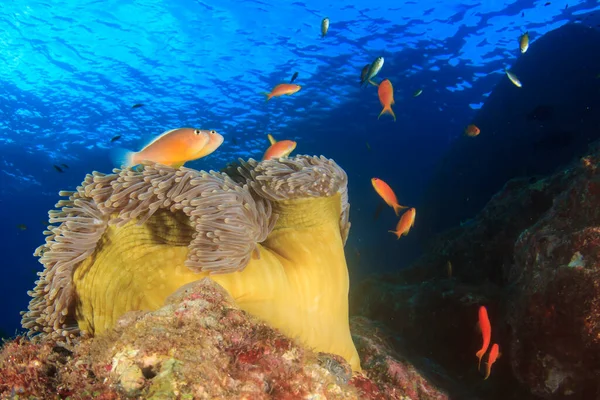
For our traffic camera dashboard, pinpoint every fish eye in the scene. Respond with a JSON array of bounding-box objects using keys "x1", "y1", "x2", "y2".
[
  {"x1": 210, "y1": 130, "x2": 216, "y2": 134},
  {"x1": 194, "y1": 129, "x2": 201, "y2": 135}
]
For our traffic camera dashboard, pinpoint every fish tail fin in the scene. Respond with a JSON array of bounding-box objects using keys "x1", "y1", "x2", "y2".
[
  {"x1": 476, "y1": 352, "x2": 484, "y2": 370},
  {"x1": 483, "y1": 363, "x2": 491, "y2": 380},
  {"x1": 368, "y1": 79, "x2": 379, "y2": 87},
  {"x1": 388, "y1": 230, "x2": 401, "y2": 239},
  {"x1": 263, "y1": 92, "x2": 272, "y2": 102},
  {"x1": 392, "y1": 203, "x2": 408, "y2": 216},
  {"x1": 110, "y1": 147, "x2": 135, "y2": 168},
  {"x1": 378, "y1": 106, "x2": 396, "y2": 122}
]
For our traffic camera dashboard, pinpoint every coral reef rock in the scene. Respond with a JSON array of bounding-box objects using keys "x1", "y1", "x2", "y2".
[{"x1": 2, "y1": 278, "x2": 448, "y2": 399}]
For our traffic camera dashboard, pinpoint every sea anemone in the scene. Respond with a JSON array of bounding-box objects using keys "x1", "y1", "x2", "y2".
[{"x1": 21, "y1": 155, "x2": 360, "y2": 371}]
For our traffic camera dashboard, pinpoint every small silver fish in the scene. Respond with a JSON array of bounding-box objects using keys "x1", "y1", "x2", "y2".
[
  {"x1": 363, "y1": 57, "x2": 384, "y2": 87},
  {"x1": 321, "y1": 17, "x2": 330, "y2": 37},
  {"x1": 505, "y1": 69, "x2": 522, "y2": 87}
]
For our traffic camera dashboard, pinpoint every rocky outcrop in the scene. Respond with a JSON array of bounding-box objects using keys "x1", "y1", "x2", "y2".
[
  {"x1": 1, "y1": 278, "x2": 449, "y2": 399},
  {"x1": 352, "y1": 143, "x2": 600, "y2": 399},
  {"x1": 508, "y1": 151, "x2": 600, "y2": 398}
]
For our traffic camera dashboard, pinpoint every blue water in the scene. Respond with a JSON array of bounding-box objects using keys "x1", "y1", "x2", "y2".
[{"x1": 0, "y1": 0, "x2": 598, "y2": 337}]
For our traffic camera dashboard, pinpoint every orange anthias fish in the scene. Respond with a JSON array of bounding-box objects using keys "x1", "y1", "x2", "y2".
[
  {"x1": 371, "y1": 178, "x2": 407, "y2": 216},
  {"x1": 476, "y1": 306, "x2": 491, "y2": 370},
  {"x1": 465, "y1": 124, "x2": 481, "y2": 137},
  {"x1": 263, "y1": 134, "x2": 297, "y2": 160},
  {"x1": 484, "y1": 343, "x2": 500, "y2": 380},
  {"x1": 264, "y1": 84, "x2": 301, "y2": 101},
  {"x1": 377, "y1": 79, "x2": 396, "y2": 121},
  {"x1": 388, "y1": 208, "x2": 416, "y2": 239},
  {"x1": 111, "y1": 128, "x2": 224, "y2": 169}
]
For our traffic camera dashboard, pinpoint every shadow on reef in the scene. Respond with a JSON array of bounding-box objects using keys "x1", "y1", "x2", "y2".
[{"x1": 351, "y1": 139, "x2": 600, "y2": 399}]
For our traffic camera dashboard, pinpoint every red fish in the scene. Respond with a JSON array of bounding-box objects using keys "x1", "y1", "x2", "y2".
[
  {"x1": 476, "y1": 306, "x2": 491, "y2": 370},
  {"x1": 371, "y1": 178, "x2": 407, "y2": 216},
  {"x1": 377, "y1": 79, "x2": 396, "y2": 121},
  {"x1": 465, "y1": 124, "x2": 481, "y2": 137},
  {"x1": 388, "y1": 208, "x2": 416, "y2": 238},
  {"x1": 264, "y1": 83, "x2": 301, "y2": 101},
  {"x1": 484, "y1": 343, "x2": 500, "y2": 380},
  {"x1": 262, "y1": 134, "x2": 297, "y2": 160}
]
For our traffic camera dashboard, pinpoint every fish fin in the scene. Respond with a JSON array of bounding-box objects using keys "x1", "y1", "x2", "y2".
[
  {"x1": 483, "y1": 363, "x2": 491, "y2": 380},
  {"x1": 378, "y1": 106, "x2": 396, "y2": 122},
  {"x1": 263, "y1": 92, "x2": 272, "y2": 102},
  {"x1": 368, "y1": 79, "x2": 379, "y2": 87},
  {"x1": 267, "y1": 134, "x2": 277, "y2": 145},
  {"x1": 476, "y1": 351, "x2": 484, "y2": 370},
  {"x1": 141, "y1": 129, "x2": 177, "y2": 150},
  {"x1": 170, "y1": 161, "x2": 186, "y2": 169},
  {"x1": 388, "y1": 230, "x2": 400, "y2": 239},
  {"x1": 110, "y1": 147, "x2": 135, "y2": 168},
  {"x1": 392, "y1": 203, "x2": 407, "y2": 216}
]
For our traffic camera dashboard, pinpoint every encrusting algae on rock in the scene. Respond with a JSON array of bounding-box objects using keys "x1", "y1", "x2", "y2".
[{"x1": 21, "y1": 155, "x2": 360, "y2": 371}]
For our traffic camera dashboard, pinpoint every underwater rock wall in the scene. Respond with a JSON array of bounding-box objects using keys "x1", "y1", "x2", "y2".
[
  {"x1": 508, "y1": 149, "x2": 600, "y2": 399},
  {"x1": 351, "y1": 140, "x2": 600, "y2": 399},
  {"x1": 418, "y1": 23, "x2": 600, "y2": 243}
]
